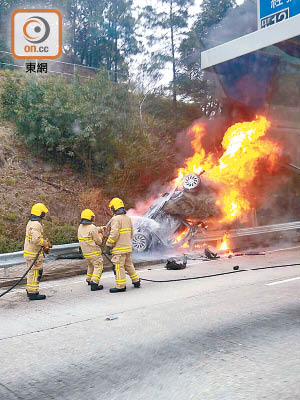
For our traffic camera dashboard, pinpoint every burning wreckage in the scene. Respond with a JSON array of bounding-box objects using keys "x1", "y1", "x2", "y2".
[
  {"x1": 131, "y1": 115, "x2": 289, "y2": 253},
  {"x1": 131, "y1": 172, "x2": 212, "y2": 252}
]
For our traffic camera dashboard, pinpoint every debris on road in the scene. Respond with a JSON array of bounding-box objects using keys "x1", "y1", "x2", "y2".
[
  {"x1": 165, "y1": 255, "x2": 187, "y2": 270},
  {"x1": 228, "y1": 251, "x2": 266, "y2": 258},
  {"x1": 204, "y1": 247, "x2": 220, "y2": 260}
]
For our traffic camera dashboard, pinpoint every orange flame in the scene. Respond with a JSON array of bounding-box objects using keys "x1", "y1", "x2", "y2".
[
  {"x1": 174, "y1": 116, "x2": 282, "y2": 224},
  {"x1": 195, "y1": 243, "x2": 207, "y2": 249},
  {"x1": 174, "y1": 123, "x2": 214, "y2": 185},
  {"x1": 174, "y1": 227, "x2": 189, "y2": 243},
  {"x1": 219, "y1": 233, "x2": 229, "y2": 250}
]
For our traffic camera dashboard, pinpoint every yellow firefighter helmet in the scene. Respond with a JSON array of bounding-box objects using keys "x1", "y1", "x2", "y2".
[
  {"x1": 109, "y1": 198, "x2": 124, "y2": 213},
  {"x1": 31, "y1": 203, "x2": 49, "y2": 217},
  {"x1": 81, "y1": 209, "x2": 95, "y2": 220}
]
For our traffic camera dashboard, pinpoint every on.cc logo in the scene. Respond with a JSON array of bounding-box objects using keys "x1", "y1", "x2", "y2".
[
  {"x1": 11, "y1": 9, "x2": 62, "y2": 59},
  {"x1": 23, "y1": 16, "x2": 50, "y2": 44}
]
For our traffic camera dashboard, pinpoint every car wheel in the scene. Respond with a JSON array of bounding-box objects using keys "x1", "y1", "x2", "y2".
[
  {"x1": 132, "y1": 232, "x2": 151, "y2": 252},
  {"x1": 182, "y1": 173, "x2": 201, "y2": 191}
]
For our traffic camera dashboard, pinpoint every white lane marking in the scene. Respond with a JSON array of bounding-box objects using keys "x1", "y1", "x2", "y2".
[{"x1": 266, "y1": 276, "x2": 300, "y2": 286}]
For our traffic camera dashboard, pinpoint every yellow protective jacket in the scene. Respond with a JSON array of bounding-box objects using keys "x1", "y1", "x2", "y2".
[
  {"x1": 106, "y1": 214, "x2": 133, "y2": 254},
  {"x1": 78, "y1": 223, "x2": 103, "y2": 259},
  {"x1": 24, "y1": 220, "x2": 44, "y2": 259}
]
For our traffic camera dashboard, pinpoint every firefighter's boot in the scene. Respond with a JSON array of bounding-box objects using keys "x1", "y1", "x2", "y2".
[
  {"x1": 28, "y1": 293, "x2": 46, "y2": 301},
  {"x1": 109, "y1": 287, "x2": 126, "y2": 293},
  {"x1": 133, "y1": 279, "x2": 141, "y2": 288},
  {"x1": 86, "y1": 279, "x2": 91, "y2": 285},
  {"x1": 90, "y1": 282, "x2": 103, "y2": 291}
]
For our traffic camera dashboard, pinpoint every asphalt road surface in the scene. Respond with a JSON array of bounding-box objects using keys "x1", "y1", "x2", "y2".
[{"x1": 0, "y1": 247, "x2": 300, "y2": 400}]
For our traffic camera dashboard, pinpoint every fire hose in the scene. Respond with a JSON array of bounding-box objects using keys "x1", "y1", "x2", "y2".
[
  {"x1": 138, "y1": 262, "x2": 300, "y2": 282},
  {"x1": 102, "y1": 251, "x2": 300, "y2": 283},
  {"x1": 0, "y1": 246, "x2": 44, "y2": 298},
  {"x1": 1, "y1": 246, "x2": 299, "y2": 296}
]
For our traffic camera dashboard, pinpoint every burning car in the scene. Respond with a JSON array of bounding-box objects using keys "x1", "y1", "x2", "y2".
[
  {"x1": 132, "y1": 116, "x2": 284, "y2": 252},
  {"x1": 132, "y1": 173, "x2": 205, "y2": 252}
]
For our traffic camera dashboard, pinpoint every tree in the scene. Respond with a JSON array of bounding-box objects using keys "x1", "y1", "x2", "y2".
[
  {"x1": 0, "y1": 0, "x2": 26, "y2": 69},
  {"x1": 142, "y1": 0, "x2": 194, "y2": 127},
  {"x1": 134, "y1": 53, "x2": 164, "y2": 128},
  {"x1": 62, "y1": 0, "x2": 106, "y2": 66},
  {"x1": 180, "y1": 0, "x2": 236, "y2": 101},
  {"x1": 104, "y1": 0, "x2": 140, "y2": 81},
  {"x1": 61, "y1": 0, "x2": 140, "y2": 80},
  {"x1": 178, "y1": 0, "x2": 237, "y2": 105}
]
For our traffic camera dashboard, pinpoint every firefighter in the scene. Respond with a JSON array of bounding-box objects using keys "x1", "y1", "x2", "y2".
[
  {"x1": 105, "y1": 198, "x2": 140, "y2": 293},
  {"x1": 24, "y1": 203, "x2": 50, "y2": 301},
  {"x1": 78, "y1": 209, "x2": 104, "y2": 291}
]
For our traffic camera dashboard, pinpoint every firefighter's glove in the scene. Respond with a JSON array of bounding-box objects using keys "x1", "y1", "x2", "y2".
[
  {"x1": 98, "y1": 232, "x2": 104, "y2": 241},
  {"x1": 43, "y1": 239, "x2": 52, "y2": 254},
  {"x1": 98, "y1": 226, "x2": 106, "y2": 234},
  {"x1": 105, "y1": 245, "x2": 112, "y2": 255}
]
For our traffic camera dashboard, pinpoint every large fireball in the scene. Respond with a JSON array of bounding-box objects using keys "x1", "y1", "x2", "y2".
[{"x1": 174, "y1": 116, "x2": 282, "y2": 223}]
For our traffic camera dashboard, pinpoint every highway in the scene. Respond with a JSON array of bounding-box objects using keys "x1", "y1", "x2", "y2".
[{"x1": 0, "y1": 247, "x2": 300, "y2": 400}]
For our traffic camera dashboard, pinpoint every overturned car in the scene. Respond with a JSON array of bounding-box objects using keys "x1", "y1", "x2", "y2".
[{"x1": 131, "y1": 173, "x2": 217, "y2": 252}]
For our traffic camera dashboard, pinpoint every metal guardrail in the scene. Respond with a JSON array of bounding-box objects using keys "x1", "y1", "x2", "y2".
[
  {"x1": 190, "y1": 221, "x2": 300, "y2": 248},
  {"x1": 1, "y1": 220, "x2": 300, "y2": 275},
  {"x1": 0, "y1": 50, "x2": 129, "y2": 80},
  {"x1": 0, "y1": 243, "x2": 80, "y2": 277}
]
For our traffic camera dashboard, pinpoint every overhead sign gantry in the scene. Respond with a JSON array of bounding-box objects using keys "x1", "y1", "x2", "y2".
[
  {"x1": 258, "y1": 0, "x2": 300, "y2": 29},
  {"x1": 201, "y1": 13, "x2": 300, "y2": 70}
]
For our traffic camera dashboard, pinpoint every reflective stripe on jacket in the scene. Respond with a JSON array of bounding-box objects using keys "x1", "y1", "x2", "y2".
[
  {"x1": 78, "y1": 224, "x2": 102, "y2": 259},
  {"x1": 106, "y1": 215, "x2": 133, "y2": 254},
  {"x1": 24, "y1": 220, "x2": 44, "y2": 259}
]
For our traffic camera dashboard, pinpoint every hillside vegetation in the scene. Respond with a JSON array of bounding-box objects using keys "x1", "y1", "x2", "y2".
[
  {"x1": 0, "y1": 121, "x2": 114, "y2": 252},
  {"x1": 0, "y1": 71, "x2": 202, "y2": 253}
]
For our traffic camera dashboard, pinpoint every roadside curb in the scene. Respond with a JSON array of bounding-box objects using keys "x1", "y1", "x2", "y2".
[{"x1": 0, "y1": 258, "x2": 166, "y2": 289}]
